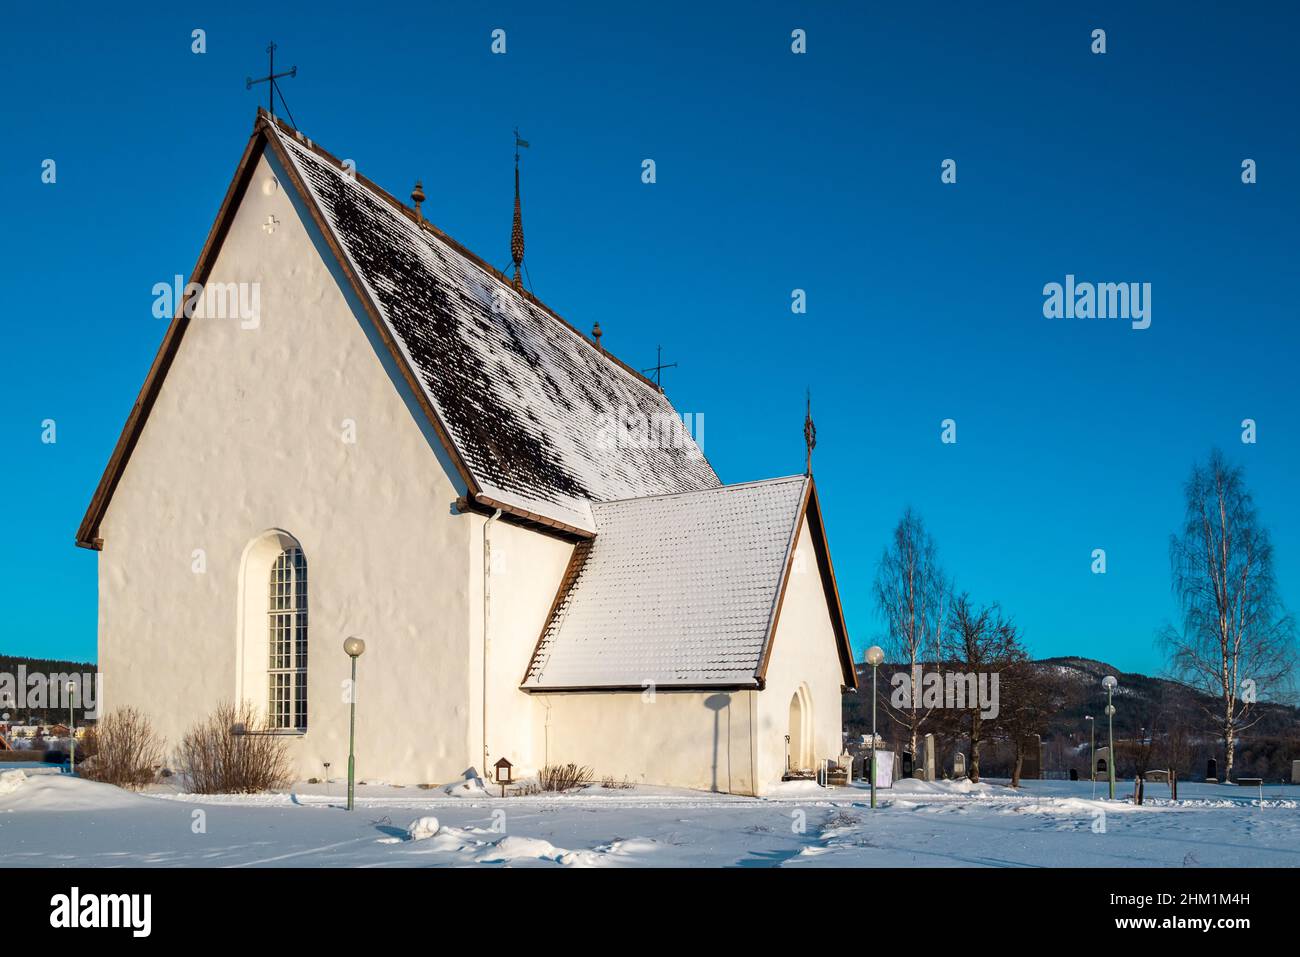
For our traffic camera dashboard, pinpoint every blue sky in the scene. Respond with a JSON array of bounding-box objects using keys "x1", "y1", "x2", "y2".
[{"x1": 2, "y1": 2, "x2": 1296, "y2": 674}]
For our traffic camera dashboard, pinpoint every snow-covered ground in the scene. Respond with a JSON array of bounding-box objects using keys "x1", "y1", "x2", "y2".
[{"x1": 2, "y1": 765, "x2": 1297, "y2": 868}]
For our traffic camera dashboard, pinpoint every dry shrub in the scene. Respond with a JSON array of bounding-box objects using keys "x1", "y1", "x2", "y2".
[
  {"x1": 78, "y1": 726, "x2": 99, "y2": 761},
  {"x1": 600, "y1": 775, "x2": 634, "y2": 790},
  {"x1": 538, "y1": 763, "x2": 593, "y2": 792},
  {"x1": 178, "y1": 701, "x2": 294, "y2": 794},
  {"x1": 78, "y1": 707, "x2": 163, "y2": 790}
]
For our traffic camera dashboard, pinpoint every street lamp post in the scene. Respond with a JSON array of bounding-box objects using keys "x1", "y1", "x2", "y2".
[
  {"x1": 865, "y1": 645, "x2": 885, "y2": 809},
  {"x1": 66, "y1": 681, "x2": 77, "y2": 775},
  {"x1": 343, "y1": 636, "x2": 367, "y2": 811},
  {"x1": 1084, "y1": 715, "x2": 1095, "y2": 799},
  {"x1": 1102, "y1": 675, "x2": 1118, "y2": 800}
]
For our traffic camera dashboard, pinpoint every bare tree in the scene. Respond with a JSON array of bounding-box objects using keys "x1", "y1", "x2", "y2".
[
  {"x1": 940, "y1": 593, "x2": 1022, "y2": 782},
  {"x1": 999, "y1": 661, "x2": 1074, "y2": 787},
  {"x1": 1152, "y1": 682, "x2": 1198, "y2": 781},
  {"x1": 872, "y1": 508, "x2": 950, "y2": 755},
  {"x1": 1160, "y1": 450, "x2": 1296, "y2": 780}
]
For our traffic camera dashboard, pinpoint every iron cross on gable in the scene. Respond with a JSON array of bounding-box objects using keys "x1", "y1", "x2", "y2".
[
  {"x1": 246, "y1": 42, "x2": 297, "y2": 116},
  {"x1": 642, "y1": 344, "x2": 677, "y2": 390}
]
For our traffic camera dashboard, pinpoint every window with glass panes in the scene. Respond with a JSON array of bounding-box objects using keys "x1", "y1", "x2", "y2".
[{"x1": 268, "y1": 547, "x2": 308, "y2": 730}]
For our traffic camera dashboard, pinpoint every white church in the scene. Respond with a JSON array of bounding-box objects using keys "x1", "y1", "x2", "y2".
[{"x1": 76, "y1": 110, "x2": 855, "y2": 795}]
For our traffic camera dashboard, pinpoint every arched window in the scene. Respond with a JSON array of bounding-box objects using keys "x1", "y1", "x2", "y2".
[{"x1": 267, "y1": 546, "x2": 308, "y2": 730}]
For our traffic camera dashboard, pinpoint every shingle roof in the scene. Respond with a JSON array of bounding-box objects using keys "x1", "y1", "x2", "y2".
[
  {"x1": 523, "y1": 476, "x2": 811, "y2": 689},
  {"x1": 272, "y1": 125, "x2": 719, "y2": 533}
]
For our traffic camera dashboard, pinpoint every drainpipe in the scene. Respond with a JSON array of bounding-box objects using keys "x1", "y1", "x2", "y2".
[{"x1": 482, "y1": 508, "x2": 502, "y2": 777}]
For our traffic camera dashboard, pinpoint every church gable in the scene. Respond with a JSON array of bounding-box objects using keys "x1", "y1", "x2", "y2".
[{"x1": 78, "y1": 112, "x2": 719, "y2": 547}]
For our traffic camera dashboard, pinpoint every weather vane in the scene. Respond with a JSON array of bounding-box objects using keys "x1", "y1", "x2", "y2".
[
  {"x1": 510, "y1": 128, "x2": 530, "y2": 291},
  {"x1": 804, "y1": 389, "x2": 817, "y2": 475}
]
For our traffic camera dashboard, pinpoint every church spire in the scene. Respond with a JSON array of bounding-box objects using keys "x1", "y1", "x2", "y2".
[
  {"x1": 511, "y1": 128, "x2": 529, "y2": 292},
  {"x1": 803, "y1": 389, "x2": 817, "y2": 475}
]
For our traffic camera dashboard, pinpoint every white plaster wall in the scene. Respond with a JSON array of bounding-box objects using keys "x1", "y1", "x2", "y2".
[
  {"x1": 97, "y1": 147, "x2": 476, "y2": 785},
  {"x1": 464, "y1": 514, "x2": 573, "y2": 779},
  {"x1": 755, "y1": 521, "x2": 848, "y2": 792},
  {"x1": 532, "y1": 689, "x2": 758, "y2": 795}
]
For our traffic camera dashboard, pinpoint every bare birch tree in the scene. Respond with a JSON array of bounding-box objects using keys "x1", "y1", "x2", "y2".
[
  {"x1": 1160, "y1": 449, "x2": 1296, "y2": 780},
  {"x1": 872, "y1": 508, "x2": 950, "y2": 756}
]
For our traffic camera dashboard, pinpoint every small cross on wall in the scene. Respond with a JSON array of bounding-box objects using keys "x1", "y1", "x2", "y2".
[{"x1": 263, "y1": 214, "x2": 279, "y2": 234}]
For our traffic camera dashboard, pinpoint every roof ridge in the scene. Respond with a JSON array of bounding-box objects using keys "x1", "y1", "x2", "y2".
[
  {"x1": 592, "y1": 473, "x2": 808, "y2": 509},
  {"x1": 257, "y1": 110, "x2": 664, "y2": 395}
]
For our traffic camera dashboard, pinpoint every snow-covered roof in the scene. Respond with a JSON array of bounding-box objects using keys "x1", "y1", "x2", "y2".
[
  {"x1": 523, "y1": 476, "x2": 811, "y2": 689},
  {"x1": 272, "y1": 125, "x2": 719, "y2": 533}
]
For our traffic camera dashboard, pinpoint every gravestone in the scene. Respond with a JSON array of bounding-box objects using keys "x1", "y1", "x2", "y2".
[
  {"x1": 953, "y1": 752, "x2": 966, "y2": 778},
  {"x1": 1093, "y1": 746, "x2": 1111, "y2": 780},
  {"x1": 1206, "y1": 758, "x2": 1218, "y2": 783},
  {"x1": 921, "y1": 733, "x2": 936, "y2": 782},
  {"x1": 838, "y1": 751, "x2": 853, "y2": 774},
  {"x1": 873, "y1": 749, "x2": 896, "y2": 789},
  {"x1": 1292, "y1": 760, "x2": 1299, "y2": 785},
  {"x1": 1069, "y1": 768, "x2": 1078, "y2": 781},
  {"x1": 1020, "y1": 735, "x2": 1042, "y2": 780}
]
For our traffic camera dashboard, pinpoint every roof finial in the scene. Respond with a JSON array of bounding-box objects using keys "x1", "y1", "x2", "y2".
[
  {"x1": 592, "y1": 321, "x2": 603, "y2": 351},
  {"x1": 511, "y1": 128, "x2": 530, "y2": 292},
  {"x1": 411, "y1": 180, "x2": 426, "y2": 224},
  {"x1": 803, "y1": 388, "x2": 817, "y2": 475}
]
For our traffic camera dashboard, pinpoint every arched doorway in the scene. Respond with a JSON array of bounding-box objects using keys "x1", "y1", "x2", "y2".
[{"x1": 787, "y1": 685, "x2": 812, "y2": 772}]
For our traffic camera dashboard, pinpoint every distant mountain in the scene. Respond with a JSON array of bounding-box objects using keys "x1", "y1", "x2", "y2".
[{"x1": 1031, "y1": 656, "x2": 1298, "y2": 738}]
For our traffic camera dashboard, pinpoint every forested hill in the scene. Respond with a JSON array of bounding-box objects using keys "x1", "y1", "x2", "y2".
[{"x1": 1, "y1": 654, "x2": 97, "y2": 724}]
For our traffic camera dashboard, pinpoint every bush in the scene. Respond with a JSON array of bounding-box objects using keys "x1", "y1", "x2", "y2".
[
  {"x1": 78, "y1": 726, "x2": 99, "y2": 762},
  {"x1": 538, "y1": 763, "x2": 593, "y2": 792},
  {"x1": 178, "y1": 701, "x2": 294, "y2": 794},
  {"x1": 78, "y1": 707, "x2": 163, "y2": 789}
]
